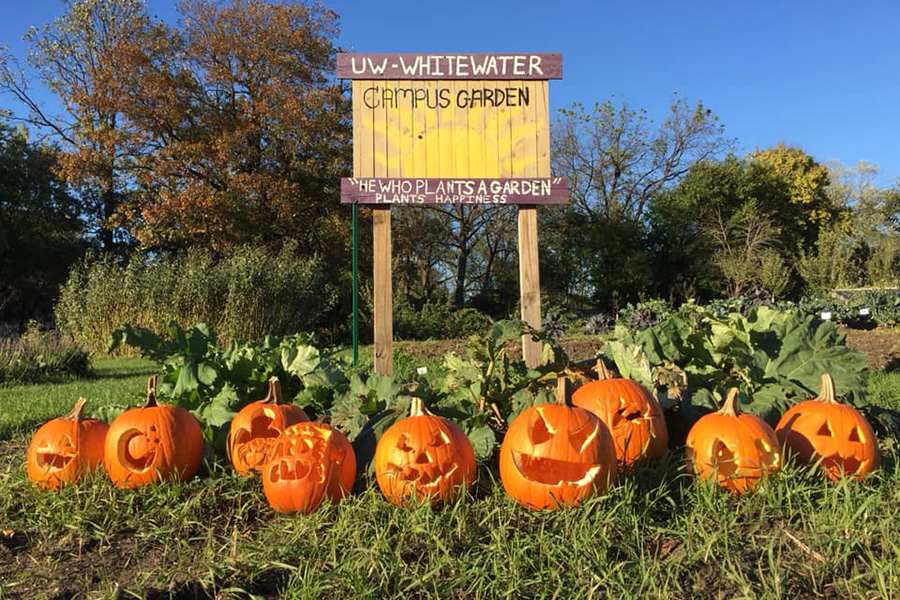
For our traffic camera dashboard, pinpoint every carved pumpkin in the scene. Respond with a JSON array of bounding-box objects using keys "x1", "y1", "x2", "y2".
[
  {"x1": 374, "y1": 397, "x2": 476, "y2": 506},
  {"x1": 776, "y1": 373, "x2": 878, "y2": 480},
  {"x1": 262, "y1": 421, "x2": 356, "y2": 514},
  {"x1": 104, "y1": 375, "x2": 205, "y2": 488},
  {"x1": 571, "y1": 360, "x2": 668, "y2": 465},
  {"x1": 228, "y1": 376, "x2": 309, "y2": 476},
  {"x1": 499, "y1": 378, "x2": 617, "y2": 510},
  {"x1": 26, "y1": 397, "x2": 109, "y2": 490},
  {"x1": 685, "y1": 388, "x2": 781, "y2": 494}
]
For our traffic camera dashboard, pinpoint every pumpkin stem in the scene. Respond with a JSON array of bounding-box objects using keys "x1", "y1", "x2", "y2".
[
  {"x1": 817, "y1": 373, "x2": 838, "y2": 404},
  {"x1": 263, "y1": 376, "x2": 283, "y2": 405},
  {"x1": 594, "y1": 359, "x2": 614, "y2": 381},
  {"x1": 144, "y1": 374, "x2": 160, "y2": 408},
  {"x1": 65, "y1": 397, "x2": 89, "y2": 420},
  {"x1": 719, "y1": 387, "x2": 742, "y2": 417},
  {"x1": 409, "y1": 397, "x2": 429, "y2": 417},
  {"x1": 555, "y1": 376, "x2": 572, "y2": 406}
]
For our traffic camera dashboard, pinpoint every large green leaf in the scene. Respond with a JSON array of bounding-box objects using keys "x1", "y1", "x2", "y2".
[{"x1": 464, "y1": 425, "x2": 497, "y2": 462}]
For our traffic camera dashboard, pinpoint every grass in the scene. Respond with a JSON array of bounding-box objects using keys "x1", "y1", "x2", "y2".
[
  {"x1": 2, "y1": 361, "x2": 900, "y2": 599},
  {"x1": 0, "y1": 357, "x2": 156, "y2": 438}
]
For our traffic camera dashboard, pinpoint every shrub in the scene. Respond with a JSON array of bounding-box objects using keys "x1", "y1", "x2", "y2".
[
  {"x1": 55, "y1": 242, "x2": 338, "y2": 353},
  {"x1": 393, "y1": 300, "x2": 493, "y2": 341},
  {"x1": 0, "y1": 322, "x2": 91, "y2": 384}
]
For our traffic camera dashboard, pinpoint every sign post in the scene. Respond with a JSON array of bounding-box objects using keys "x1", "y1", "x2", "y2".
[{"x1": 338, "y1": 53, "x2": 565, "y2": 373}]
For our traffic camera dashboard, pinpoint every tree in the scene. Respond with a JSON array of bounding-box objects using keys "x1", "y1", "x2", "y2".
[
  {"x1": 824, "y1": 160, "x2": 900, "y2": 288},
  {"x1": 750, "y1": 143, "x2": 838, "y2": 251},
  {"x1": 544, "y1": 96, "x2": 733, "y2": 309},
  {"x1": 0, "y1": 0, "x2": 159, "y2": 257},
  {"x1": 551, "y1": 97, "x2": 733, "y2": 222},
  {"x1": 647, "y1": 155, "x2": 795, "y2": 300},
  {"x1": 0, "y1": 122, "x2": 84, "y2": 323},
  {"x1": 116, "y1": 0, "x2": 351, "y2": 256}
]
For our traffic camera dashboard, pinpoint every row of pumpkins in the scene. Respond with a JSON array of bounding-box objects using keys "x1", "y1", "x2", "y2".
[{"x1": 26, "y1": 365, "x2": 879, "y2": 512}]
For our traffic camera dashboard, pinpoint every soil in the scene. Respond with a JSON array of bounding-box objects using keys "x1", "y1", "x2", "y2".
[{"x1": 838, "y1": 325, "x2": 900, "y2": 371}]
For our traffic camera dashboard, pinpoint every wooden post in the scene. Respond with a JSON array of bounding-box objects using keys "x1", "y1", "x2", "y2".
[
  {"x1": 519, "y1": 205, "x2": 542, "y2": 367},
  {"x1": 373, "y1": 206, "x2": 393, "y2": 375}
]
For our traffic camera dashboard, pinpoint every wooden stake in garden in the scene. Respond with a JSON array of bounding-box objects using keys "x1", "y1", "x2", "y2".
[{"x1": 338, "y1": 53, "x2": 567, "y2": 373}]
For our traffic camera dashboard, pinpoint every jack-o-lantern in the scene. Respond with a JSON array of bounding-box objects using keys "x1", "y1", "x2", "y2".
[
  {"x1": 571, "y1": 360, "x2": 668, "y2": 466},
  {"x1": 26, "y1": 397, "x2": 109, "y2": 490},
  {"x1": 776, "y1": 373, "x2": 878, "y2": 481},
  {"x1": 228, "y1": 376, "x2": 309, "y2": 476},
  {"x1": 685, "y1": 388, "x2": 781, "y2": 494},
  {"x1": 499, "y1": 378, "x2": 617, "y2": 510},
  {"x1": 104, "y1": 375, "x2": 205, "y2": 488},
  {"x1": 262, "y1": 421, "x2": 356, "y2": 514},
  {"x1": 374, "y1": 397, "x2": 476, "y2": 506}
]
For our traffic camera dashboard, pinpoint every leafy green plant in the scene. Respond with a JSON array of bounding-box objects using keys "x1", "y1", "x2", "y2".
[
  {"x1": 602, "y1": 305, "x2": 869, "y2": 441},
  {"x1": 108, "y1": 321, "x2": 345, "y2": 453},
  {"x1": 331, "y1": 320, "x2": 567, "y2": 477}
]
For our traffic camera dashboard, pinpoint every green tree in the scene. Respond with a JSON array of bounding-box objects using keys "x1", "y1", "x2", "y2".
[
  {"x1": 0, "y1": 122, "x2": 84, "y2": 323},
  {"x1": 545, "y1": 96, "x2": 732, "y2": 309},
  {"x1": 647, "y1": 155, "x2": 795, "y2": 300},
  {"x1": 824, "y1": 160, "x2": 900, "y2": 288},
  {"x1": 750, "y1": 143, "x2": 839, "y2": 251}
]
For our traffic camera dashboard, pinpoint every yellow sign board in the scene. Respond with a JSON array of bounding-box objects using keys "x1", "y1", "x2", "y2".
[{"x1": 352, "y1": 79, "x2": 548, "y2": 179}]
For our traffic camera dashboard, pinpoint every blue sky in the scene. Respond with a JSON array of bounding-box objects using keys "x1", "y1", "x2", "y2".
[{"x1": 3, "y1": 0, "x2": 899, "y2": 186}]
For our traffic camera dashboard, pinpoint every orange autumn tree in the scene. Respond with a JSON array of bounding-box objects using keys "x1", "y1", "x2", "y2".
[
  {"x1": 0, "y1": 0, "x2": 162, "y2": 257},
  {"x1": 118, "y1": 0, "x2": 351, "y2": 255}
]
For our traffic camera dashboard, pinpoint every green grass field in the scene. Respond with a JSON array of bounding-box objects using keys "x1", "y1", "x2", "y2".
[{"x1": 2, "y1": 358, "x2": 899, "y2": 599}]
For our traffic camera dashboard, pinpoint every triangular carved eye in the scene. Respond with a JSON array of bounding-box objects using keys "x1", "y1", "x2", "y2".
[
  {"x1": 817, "y1": 422, "x2": 834, "y2": 437},
  {"x1": 396, "y1": 434, "x2": 414, "y2": 453},
  {"x1": 430, "y1": 429, "x2": 451, "y2": 448},
  {"x1": 711, "y1": 438, "x2": 738, "y2": 477},
  {"x1": 848, "y1": 427, "x2": 862, "y2": 443},
  {"x1": 529, "y1": 409, "x2": 553, "y2": 445},
  {"x1": 568, "y1": 419, "x2": 598, "y2": 454}
]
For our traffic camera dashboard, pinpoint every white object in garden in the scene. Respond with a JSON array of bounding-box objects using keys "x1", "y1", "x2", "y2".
[{"x1": 821, "y1": 311, "x2": 833, "y2": 320}]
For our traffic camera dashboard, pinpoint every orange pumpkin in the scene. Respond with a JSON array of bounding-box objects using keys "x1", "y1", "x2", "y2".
[
  {"x1": 571, "y1": 360, "x2": 668, "y2": 465},
  {"x1": 499, "y1": 378, "x2": 617, "y2": 510},
  {"x1": 262, "y1": 421, "x2": 356, "y2": 514},
  {"x1": 228, "y1": 376, "x2": 309, "y2": 476},
  {"x1": 685, "y1": 388, "x2": 781, "y2": 494},
  {"x1": 104, "y1": 375, "x2": 205, "y2": 488},
  {"x1": 26, "y1": 397, "x2": 109, "y2": 490},
  {"x1": 776, "y1": 373, "x2": 878, "y2": 480},
  {"x1": 374, "y1": 397, "x2": 476, "y2": 506}
]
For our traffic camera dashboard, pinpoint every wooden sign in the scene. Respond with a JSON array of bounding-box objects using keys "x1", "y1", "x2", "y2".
[
  {"x1": 337, "y1": 53, "x2": 563, "y2": 80},
  {"x1": 339, "y1": 52, "x2": 564, "y2": 374},
  {"x1": 349, "y1": 79, "x2": 549, "y2": 181},
  {"x1": 341, "y1": 177, "x2": 568, "y2": 205}
]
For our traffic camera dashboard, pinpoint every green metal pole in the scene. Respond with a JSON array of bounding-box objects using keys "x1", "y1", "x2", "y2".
[{"x1": 351, "y1": 203, "x2": 359, "y2": 367}]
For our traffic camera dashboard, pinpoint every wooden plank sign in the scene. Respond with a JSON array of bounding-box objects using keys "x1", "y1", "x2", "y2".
[
  {"x1": 341, "y1": 177, "x2": 569, "y2": 205},
  {"x1": 339, "y1": 53, "x2": 565, "y2": 374},
  {"x1": 337, "y1": 53, "x2": 563, "y2": 80}
]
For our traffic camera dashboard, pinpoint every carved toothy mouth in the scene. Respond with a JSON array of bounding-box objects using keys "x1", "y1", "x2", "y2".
[
  {"x1": 385, "y1": 463, "x2": 460, "y2": 488},
  {"x1": 512, "y1": 452, "x2": 602, "y2": 486},
  {"x1": 36, "y1": 449, "x2": 74, "y2": 471}
]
